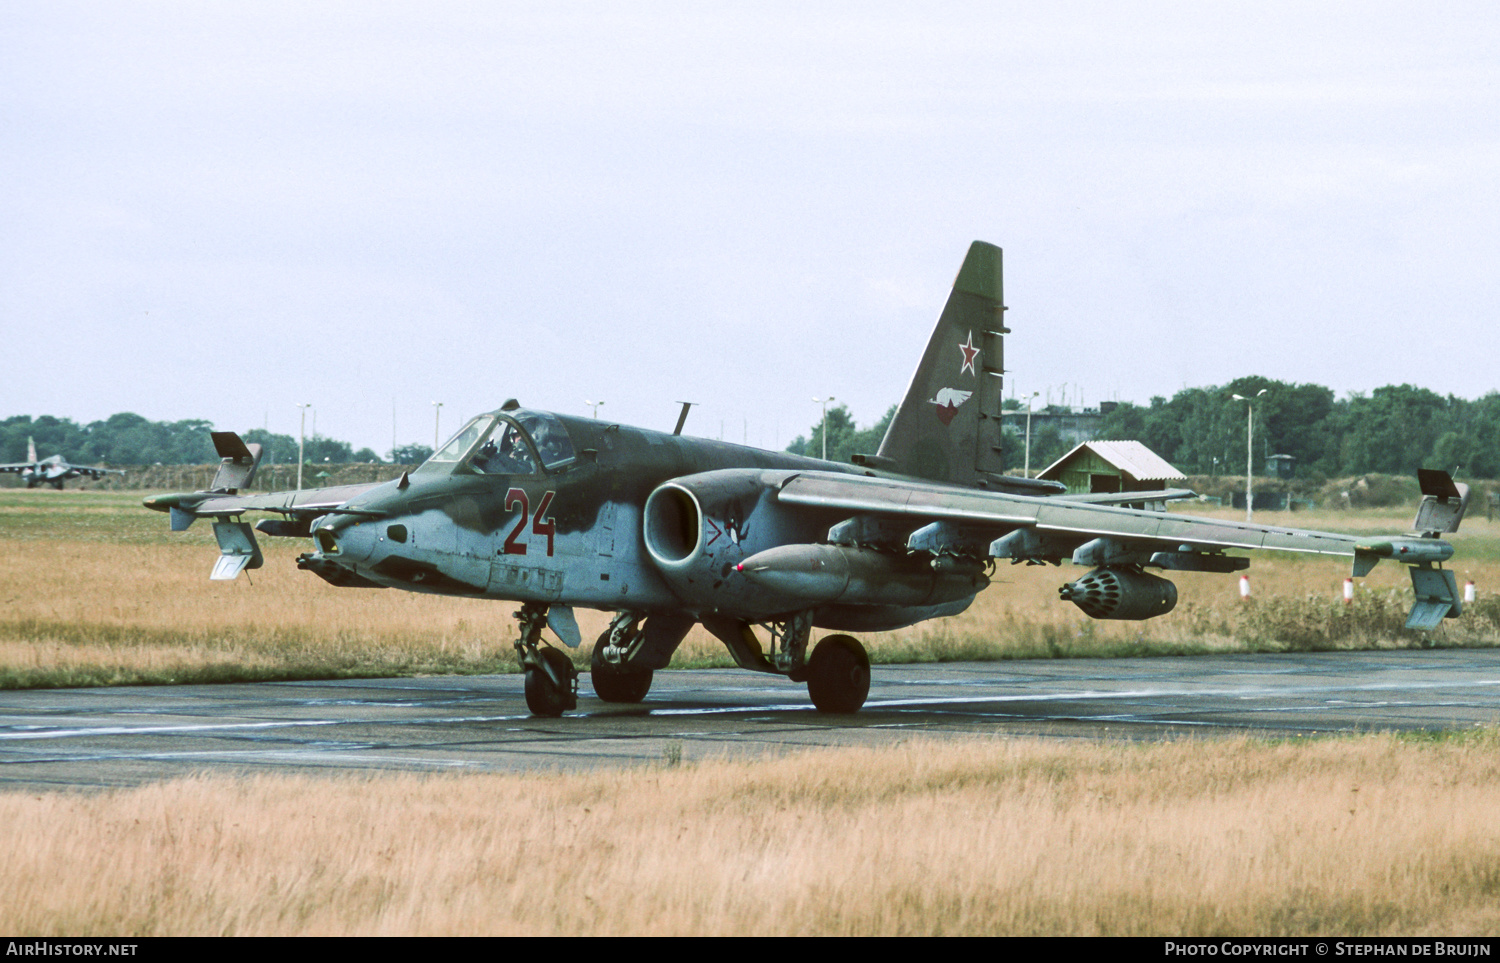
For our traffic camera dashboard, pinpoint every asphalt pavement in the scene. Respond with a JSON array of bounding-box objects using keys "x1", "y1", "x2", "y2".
[{"x1": 2, "y1": 648, "x2": 1497, "y2": 790}]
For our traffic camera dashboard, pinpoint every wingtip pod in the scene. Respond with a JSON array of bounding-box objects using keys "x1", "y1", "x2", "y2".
[
  {"x1": 952, "y1": 241, "x2": 1003, "y2": 302},
  {"x1": 1350, "y1": 534, "x2": 1462, "y2": 631}
]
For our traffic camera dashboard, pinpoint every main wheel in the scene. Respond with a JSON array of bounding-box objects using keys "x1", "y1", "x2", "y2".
[
  {"x1": 524, "y1": 647, "x2": 577, "y2": 717},
  {"x1": 590, "y1": 638, "x2": 654, "y2": 703},
  {"x1": 805, "y1": 634, "x2": 871, "y2": 714}
]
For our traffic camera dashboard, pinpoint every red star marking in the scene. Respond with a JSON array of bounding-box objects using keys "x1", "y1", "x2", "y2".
[{"x1": 958, "y1": 331, "x2": 980, "y2": 375}]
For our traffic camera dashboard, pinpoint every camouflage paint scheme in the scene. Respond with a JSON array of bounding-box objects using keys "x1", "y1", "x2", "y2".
[{"x1": 145, "y1": 242, "x2": 1468, "y2": 716}]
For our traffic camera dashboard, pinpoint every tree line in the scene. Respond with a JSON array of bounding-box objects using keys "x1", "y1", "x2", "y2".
[
  {"x1": 0, "y1": 413, "x2": 428, "y2": 466},
  {"x1": 788, "y1": 378, "x2": 1500, "y2": 480},
  {"x1": 10, "y1": 377, "x2": 1498, "y2": 479}
]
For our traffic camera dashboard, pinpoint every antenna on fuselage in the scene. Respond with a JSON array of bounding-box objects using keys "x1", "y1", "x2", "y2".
[{"x1": 673, "y1": 402, "x2": 695, "y2": 436}]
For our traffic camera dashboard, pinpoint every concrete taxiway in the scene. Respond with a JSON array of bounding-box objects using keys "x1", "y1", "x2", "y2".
[{"x1": 2, "y1": 648, "x2": 1498, "y2": 790}]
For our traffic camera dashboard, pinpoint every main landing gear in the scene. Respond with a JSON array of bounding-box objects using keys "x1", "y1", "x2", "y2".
[
  {"x1": 706, "y1": 614, "x2": 873, "y2": 714},
  {"x1": 590, "y1": 612, "x2": 654, "y2": 704},
  {"x1": 513, "y1": 602, "x2": 577, "y2": 718},
  {"x1": 805, "y1": 634, "x2": 871, "y2": 714},
  {"x1": 768, "y1": 615, "x2": 871, "y2": 714},
  {"x1": 514, "y1": 604, "x2": 871, "y2": 716}
]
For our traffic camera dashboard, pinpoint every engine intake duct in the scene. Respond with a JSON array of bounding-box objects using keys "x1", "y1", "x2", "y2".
[
  {"x1": 1060, "y1": 567, "x2": 1177, "y2": 620},
  {"x1": 643, "y1": 483, "x2": 703, "y2": 567}
]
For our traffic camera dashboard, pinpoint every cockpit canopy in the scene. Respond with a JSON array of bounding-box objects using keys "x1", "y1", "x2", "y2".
[{"x1": 416, "y1": 410, "x2": 576, "y2": 476}]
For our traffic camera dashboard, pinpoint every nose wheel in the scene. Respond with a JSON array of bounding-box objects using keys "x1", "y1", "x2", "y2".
[
  {"x1": 805, "y1": 634, "x2": 871, "y2": 714},
  {"x1": 525, "y1": 647, "x2": 578, "y2": 717},
  {"x1": 513, "y1": 602, "x2": 578, "y2": 717}
]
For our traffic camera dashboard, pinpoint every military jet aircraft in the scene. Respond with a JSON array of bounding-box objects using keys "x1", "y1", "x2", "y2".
[
  {"x1": 1, "y1": 438, "x2": 125, "y2": 489},
  {"x1": 144, "y1": 241, "x2": 1469, "y2": 717}
]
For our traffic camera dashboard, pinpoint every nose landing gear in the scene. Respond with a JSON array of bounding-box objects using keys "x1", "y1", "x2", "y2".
[{"x1": 513, "y1": 602, "x2": 577, "y2": 717}]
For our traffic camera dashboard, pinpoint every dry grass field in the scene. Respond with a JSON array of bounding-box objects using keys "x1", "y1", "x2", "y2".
[
  {"x1": 2, "y1": 490, "x2": 1499, "y2": 687},
  {"x1": 2, "y1": 733, "x2": 1499, "y2": 936},
  {"x1": 5, "y1": 492, "x2": 1500, "y2": 936}
]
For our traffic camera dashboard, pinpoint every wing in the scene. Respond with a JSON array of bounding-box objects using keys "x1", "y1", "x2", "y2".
[
  {"x1": 145, "y1": 483, "x2": 383, "y2": 529},
  {"x1": 768, "y1": 469, "x2": 1466, "y2": 630},
  {"x1": 144, "y1": 482, "x2": 385, "y2": 581},
  {"x1": 75, "y1": 465, "x2": 126, "y2": 479},
  {"x1": 0, "y1": 464, "x2": 31, "y2": 474},
  {"x1": 143, "y1": 431, "x2": 385, "y2": 580},
  {"x1": 778, "y1": 471, "x2": 1367, "y2": 558}
]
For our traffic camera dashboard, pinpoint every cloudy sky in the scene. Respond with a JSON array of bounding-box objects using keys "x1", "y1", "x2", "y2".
[{"x1": 3, "y1": 2, "x2": 1497, "y2": 455}]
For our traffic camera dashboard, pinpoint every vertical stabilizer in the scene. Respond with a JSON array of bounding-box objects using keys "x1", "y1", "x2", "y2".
[
  {"x1": 27, "y1": 437, "x2": 37, "y2": 464},
  {"x1": 875, "y1": 241, "x2": 1008, "y2": 486}
]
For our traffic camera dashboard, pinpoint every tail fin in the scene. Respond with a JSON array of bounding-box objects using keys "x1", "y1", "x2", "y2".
[
  {"x1": 873, "y1": 241, "x2": 1011, "y2": 487},
  {"x1": 26, "y1": 437, "x2": 36, "y2": 463}
]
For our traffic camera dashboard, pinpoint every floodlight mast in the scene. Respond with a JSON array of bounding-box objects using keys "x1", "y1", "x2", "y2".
[
  {"x1": 1231, "y1": 389, "x2": 1268, "y2": 522},
  {"x1": 813, "y1": 396, "x2": 836, "y2": 461},
  {"x1": 295, "y1": 403, "x2": 312, "y2": 490},
  {"x1": 1024, "y1": 390, "x2": 1040, "y2": 477}
]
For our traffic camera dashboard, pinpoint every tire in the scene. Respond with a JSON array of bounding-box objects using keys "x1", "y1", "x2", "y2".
[
  {"x1": 806, "y1": 634, "x2": 871, "y2": 714},
  {"x1": 590, "y1": 639, "x2": 654, "y2": 703},
  {"x1": 524, "y1": 647, "x2": 576, "y2": 717}
]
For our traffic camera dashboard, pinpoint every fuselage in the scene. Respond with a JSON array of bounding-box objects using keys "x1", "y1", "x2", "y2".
[{"x1": 310, "y1": 406, "x2": 900, "y2": 621}]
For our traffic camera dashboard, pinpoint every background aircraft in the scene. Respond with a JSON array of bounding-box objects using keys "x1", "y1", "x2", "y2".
[
  {"x1": 145, "y1": 242, "x2": 1469, "y2": 717},
  {"x1": 1, "y1": 438, "x2": 125, "y2": 489}
]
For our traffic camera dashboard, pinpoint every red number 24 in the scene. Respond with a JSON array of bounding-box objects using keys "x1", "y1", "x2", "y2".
[{"x1": 504, "y1": 489, "x2": 556, "y2": 557}]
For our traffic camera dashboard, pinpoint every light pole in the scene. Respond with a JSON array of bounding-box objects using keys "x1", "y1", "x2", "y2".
[
  {"x1": 431, "y1": 401, "x2": 444, "y2": 452},
  {"x1": 812, "y1": 396, "x2": 835, "y2": 460},
  {"x1": 295, "y1": 403, "x2": 312, "y2": 490},
  {"x1": 585, "y1": 400, "x2": 605, "y2": 419},
  {"x1": 1231, "y1": 389, "x2": 1268, "y2": 522},
  {"x1": 1024, "y1": 390, "x2": 1040, "y2": 477}
]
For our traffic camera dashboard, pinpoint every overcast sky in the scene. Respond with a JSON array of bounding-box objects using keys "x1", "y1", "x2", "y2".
[{"x1": 3, "y1": 2, "x2": 1497, "y2": 455}]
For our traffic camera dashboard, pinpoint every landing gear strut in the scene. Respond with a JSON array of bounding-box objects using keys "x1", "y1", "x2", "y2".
[
  {"x1": 513, "y1": 602, "x2": 577, "y2": 717},
  {"x1": 590, "y1": 612, "x2": 654, "y2": 703},
  {"x1": 705, "y1": 614, "x2": 871, "y2": 714}
]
